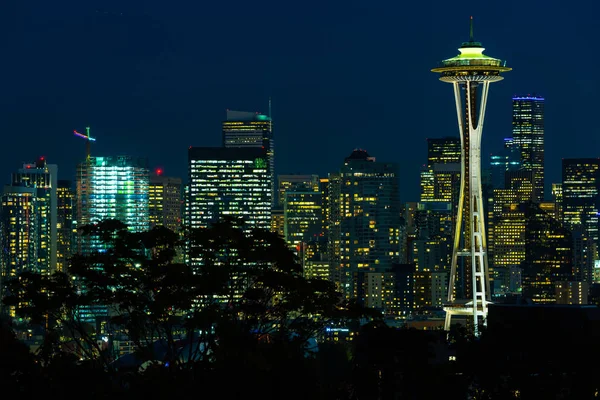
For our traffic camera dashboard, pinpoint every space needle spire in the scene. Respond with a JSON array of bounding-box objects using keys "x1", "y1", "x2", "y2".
[{"x1": 431, "y1": 18, "x2": 511, "y2": 336}]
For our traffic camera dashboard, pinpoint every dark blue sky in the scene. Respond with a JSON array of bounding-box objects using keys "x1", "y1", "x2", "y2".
[{"x1": 0, "y1": 1, "x2": 598, "y2": 202}]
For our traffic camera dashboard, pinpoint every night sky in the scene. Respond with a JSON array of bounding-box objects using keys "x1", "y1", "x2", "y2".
[{"x1": 0, "y1": 1, "x2": 598, "y2": 202}]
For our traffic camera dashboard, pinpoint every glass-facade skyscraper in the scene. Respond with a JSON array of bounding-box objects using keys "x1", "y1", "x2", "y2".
[
  {"x1": 187, "y1": 146, "x2": 271, "y2": 270},
  {"x1": 222, "y1": 110, "x2": 274, "y2": 206},
  {"x1": 187, "y1": 147, "x2": 271, "y2": 230},
  {"x1": 512, "y1": 96, "x2": 545, "y2": 202},
  {"x1": 76, "y1": 156, "x2": 149, "y2": 254}
]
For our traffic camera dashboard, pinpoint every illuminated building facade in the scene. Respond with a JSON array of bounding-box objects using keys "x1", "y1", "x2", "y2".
[
  {"x1": 270, "y1": 208, "x2": 284, "y2": 237},
  {"x1": 335, "y1": 149, "x2": 401, "y2": 302},
  {"x1": 283, "y1": 183, "x2": 322, "y2": 250},
  {"x1": 420, "y1": 137, "x2": 461, "y2": 208},
  {"x1": 12, "y1": 158, "x2": 58, "y2": 271},
  {"x1": 56, "y1": 180, "x2": 75, "y2": 273},
  {"x1": 278, "y1": 174, "x2": 320, "y2": 208},
  {"x1": 149, "y1": 172, "x2": 182, "y2": 232},
  {"x1": 512, "y1": 95, "x2": 545, "y2": 202},
  {"x1": 552, "y1": 182, "x2": 563, "y2": 221},
  {"x1": 562, "y1": 158, "x2": 600, "y2": 283},
  {"x1": 187, "y1": 147, "x2": 271, "y2": 233},
  {"x1": 431, "y1": 18, "x2": 511, "y2": 334},
  {"x1": 324, "y1": 173, "x2": 342, "y2": 288},
  {"x1": 520, "y1": 202, "x2": 573, "y2": 303},
  {"x1": 76, "y1": 156, "x2": 149, "y2": 254},
  {"x1": 555, "y1": 281, "x2": 589, "y2": 305},
  {"x1": 1, "y1": 186, "x2": 45, "y2": 312},
  {"x1": 223, "y1": 110, "x2": 274, "y2": 206},
  {"x1": 489, "y1": 137, "x2": 521, "y2": 190},
  {"x1": 488, "y1": 171, "x2": 535, "y2": 296}
]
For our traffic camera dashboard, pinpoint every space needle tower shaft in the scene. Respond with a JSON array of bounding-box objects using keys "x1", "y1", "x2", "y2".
[{"x1": 431, "y1": 17, "x2": 511, "y2": 336}]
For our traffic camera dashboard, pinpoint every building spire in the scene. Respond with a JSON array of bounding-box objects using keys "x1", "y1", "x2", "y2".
[
  {"x1": 268, "y1": 96, "x2": 272, "y2": 119},
  {"x1": 469, "y1": 16, "x2": 474, "y2": 42}
]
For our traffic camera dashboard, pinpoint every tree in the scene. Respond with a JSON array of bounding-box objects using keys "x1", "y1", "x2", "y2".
[{"x1": 3, "y1": 217, "x2": 371, "y2": 396}]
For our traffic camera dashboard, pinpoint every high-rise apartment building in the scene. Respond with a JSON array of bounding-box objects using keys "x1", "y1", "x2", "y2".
[
  {"x1": 149, "y1": 172, "x2": 182, "y2": 232},
  {"x1": 76, "y1": 156, "x2": 149, "y2": 254},
  {"x1": 12, "y1": 157, "x2": 58, "y2": 271},
  {"x1": 56, "y1": 180, "x2": 75, "y2": 272},
  {"x1": 333, "y1": 149, "x2": 401, "y2": 301},
  {"x1": 512, "y1": 96, "x2": 545, "y2": 202},
  {"x1": 223, "y1": 110, "x2": 274, "y2": 206}
]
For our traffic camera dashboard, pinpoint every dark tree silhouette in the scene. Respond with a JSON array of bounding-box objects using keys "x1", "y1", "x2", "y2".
[{"x1": 3, "y1": 218, "x2": 373, "y2": 397}]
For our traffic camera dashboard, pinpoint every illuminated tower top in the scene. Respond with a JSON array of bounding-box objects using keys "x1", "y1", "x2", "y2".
[{"x1": 431, "y1": 17, "x2": 511, "y2": 82}]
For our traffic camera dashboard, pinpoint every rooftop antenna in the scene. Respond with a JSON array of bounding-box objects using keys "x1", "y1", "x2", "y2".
[
  {"x1": 268, "y1": 96, "x2": 272, "y2": 119},
  {"x1": 469, "y1": 16, "x2": 474, "y2": 41}
]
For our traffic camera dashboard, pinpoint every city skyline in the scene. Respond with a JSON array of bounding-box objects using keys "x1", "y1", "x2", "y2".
[{"x1": 1, "y1": 1, "x2": 599, "y2": 202}]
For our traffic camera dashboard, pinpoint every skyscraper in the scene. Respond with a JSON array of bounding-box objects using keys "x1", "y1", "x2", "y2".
[
  {"x1": 420, "y1": 137, "x2": 461, "y2": 206},
  {"x1": 283, "y1": 183, "x2": 322, "y2": 250},
  {"x1": 489, "y1": 137, "x2": 521, "y2": 190},
  {"x1": 56, "y1": 180, "x2": 75, "y2": 273},
  {"x1": 562, "y1": 158, "x2": 600, "y2": 283},
  {"x1": 512, "y1": 95, "x2": 545, "y2": 202},
  {"x1": 187, "y1": 147, "x2": 271, "y2": 233},
  {"x1": 277, "y1": 174, "x2": 320, "y2": 208},
  {"x1": 11, "y1": 157, "x2": 58, "y2": 271},
  {"x1": 333, "y1": 149, "x2": 401, "y2": 302},
  {"x1": 223, "y1": 110, "x2": 274, "y2": 206},
  {"x1": 149, "y1": 171, "x2": 182, "y2": 232},
  {"x1": 431, "y1": 18, "x2": 511, "y2": 335},
  {"x1": 76, "y1": 156, "x2": 149, "y2": 254}
]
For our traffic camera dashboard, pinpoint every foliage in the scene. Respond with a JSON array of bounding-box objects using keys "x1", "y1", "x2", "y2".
[{"x1": 2, "y1": 218, "x2": 372, "y2": 397}]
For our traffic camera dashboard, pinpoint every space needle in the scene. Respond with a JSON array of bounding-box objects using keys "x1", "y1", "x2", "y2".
[{"x1": 431, "y1": 17, "x2": 511, "y2": 336}]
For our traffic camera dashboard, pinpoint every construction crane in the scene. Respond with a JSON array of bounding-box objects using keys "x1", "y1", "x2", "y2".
[{"x1": 73, "y1": 126, "x2": 96, "y2": 160}]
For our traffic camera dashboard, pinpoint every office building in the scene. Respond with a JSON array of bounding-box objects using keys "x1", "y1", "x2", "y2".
[
  {"x1": 489, "y1": 137, "x2": 521, "y2": 190},
  {"x1": 76, "y1": 156, "x2": 149, "y2": 254},
  {"x1": 149, "y1": 171, "x2": 182, "y2": 232},
  {"x1": 562, "y1": 158, "x2": 600, "y2": 283},
  {"x1": 56, "y1": 180, "x2": 75, "y2": 273},
  {"x1": 512, "y1": 95, "x2": 545, "y2": 202},
  {"x1": 277, "y1": 174, "x2": 320, "y2": 208},
  {"x1": 420, "y1": 137, "x2": 460, "y2": 207},
  {"x1": 187, "y1": 146, "x2": 271, "y2": 232},
  {"x1": 223, "y1": 110, "x2": 274, "y2": 206},
  {"x1": 283, "y1": 182, "x2": 322, "y2": 250}
]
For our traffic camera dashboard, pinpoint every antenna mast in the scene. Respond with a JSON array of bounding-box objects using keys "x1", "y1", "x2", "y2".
[{"x1": 469, "y1": 16, "x2": 474, "y2": 41}]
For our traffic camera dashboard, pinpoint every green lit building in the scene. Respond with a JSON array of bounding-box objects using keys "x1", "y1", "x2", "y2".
[{"x1": 76, "y1": 156, "x2": 149, "y2": 254}]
